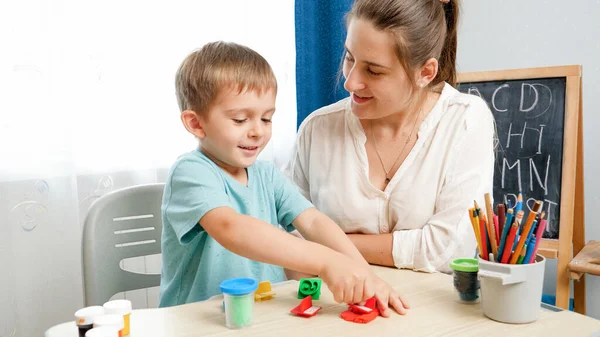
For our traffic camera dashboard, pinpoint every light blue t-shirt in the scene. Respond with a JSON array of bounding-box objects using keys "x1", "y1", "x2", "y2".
[{"x1": 158, "y1": 149, "x2": 313, "y2": 307}]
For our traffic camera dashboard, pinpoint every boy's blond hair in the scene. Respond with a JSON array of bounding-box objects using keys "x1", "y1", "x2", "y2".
[{"x1": 175, "y1": 41, "x2": 277, "y2": 114}]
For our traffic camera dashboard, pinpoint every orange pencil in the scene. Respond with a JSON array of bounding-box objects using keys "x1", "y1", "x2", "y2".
[
  {"x1": 510, "y1": 201, "x2": 543, "y2": 264},
  {"x1": 501, "y1": 222, "x2": 519, "y2": 263}
]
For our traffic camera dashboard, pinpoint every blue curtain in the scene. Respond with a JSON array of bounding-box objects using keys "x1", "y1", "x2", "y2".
[{"x1": 294, "y1": 0, "x2": 353, "y2": 128}]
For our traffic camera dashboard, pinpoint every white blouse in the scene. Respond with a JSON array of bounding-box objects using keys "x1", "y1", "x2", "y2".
[{"x1": 284, "y1": 83, "x2": 495, "y2": 273}]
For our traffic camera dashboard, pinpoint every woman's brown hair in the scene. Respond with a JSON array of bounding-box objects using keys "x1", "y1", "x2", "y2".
[{"x1": 347, "y1": 0, "x2": 460, "y2": 88}]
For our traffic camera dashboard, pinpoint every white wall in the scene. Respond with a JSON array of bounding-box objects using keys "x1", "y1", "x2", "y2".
[{"x1": 458, "y1": 0, "x2": 600, "y2": 319}]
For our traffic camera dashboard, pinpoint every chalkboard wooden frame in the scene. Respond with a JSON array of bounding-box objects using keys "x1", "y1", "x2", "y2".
[{"x1": 458, "y1": 65, "x2": 584, "y2": 312}]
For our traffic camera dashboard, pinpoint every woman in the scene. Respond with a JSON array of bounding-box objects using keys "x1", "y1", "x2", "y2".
[{"x1": 286, "y1": 0, "x2": 494, "y2": 273}]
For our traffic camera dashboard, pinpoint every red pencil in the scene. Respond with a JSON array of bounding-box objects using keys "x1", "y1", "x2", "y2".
[
  {"x1": 479, "y1": 218, "x2": 489, "y2": 261},
  {"x1": 493, "y1": 215, "x2": 500, "y2": 244},
  {"x1": 501, "y1": 222, "x2": 519, "y2": 264}
]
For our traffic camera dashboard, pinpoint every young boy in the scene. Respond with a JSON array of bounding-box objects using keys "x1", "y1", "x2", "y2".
[{"x1": 159, "y1": 41, "x2": 408, "y2": 316}]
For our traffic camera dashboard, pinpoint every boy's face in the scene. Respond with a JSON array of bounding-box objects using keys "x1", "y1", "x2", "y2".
[{"x1": 198, "y1": 88, "x2": 276, "y2": 172}]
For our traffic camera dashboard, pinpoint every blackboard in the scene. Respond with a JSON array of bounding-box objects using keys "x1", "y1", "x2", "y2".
[{"x1": 457, "y1": 77, "x2": 567, "y2": 239}]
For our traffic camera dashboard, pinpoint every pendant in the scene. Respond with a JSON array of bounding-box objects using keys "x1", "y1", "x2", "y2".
[{"x1": 385, "y1": 177, "x2": 391, "y2": 184}]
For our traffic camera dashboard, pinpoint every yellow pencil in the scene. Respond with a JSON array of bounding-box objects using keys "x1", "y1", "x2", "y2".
[
  {"x1": 469, "y1": 208, "x2": 483, "y2": 257},
  {"x1": 473, "y1": 207, "x2": 482, "y2": 256}
]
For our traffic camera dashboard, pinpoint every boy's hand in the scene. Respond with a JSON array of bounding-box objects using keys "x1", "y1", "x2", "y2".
[
  {"x1": 319, "y1": 253, "x2": 375, "y2": 304},
  {"x1": 372, "y1": 276, "x2": 410, "y2": 317}
]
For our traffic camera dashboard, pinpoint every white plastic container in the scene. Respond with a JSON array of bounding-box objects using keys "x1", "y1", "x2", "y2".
[
  {"x1": 93, "y1": 314, "x2": 124, "y2": 337},
  {"x1": 478, "y1": 254, "x2": 546, "y2": 324},
  {"x1": 85, "y1": 326, "x2": 119, "y2": 337},
  {"x1": 75, "y1": 306, "x2": 105, "y2": 337},
  {"x1": 103, "y1": 300, "x2": 132, "y2": 336}
]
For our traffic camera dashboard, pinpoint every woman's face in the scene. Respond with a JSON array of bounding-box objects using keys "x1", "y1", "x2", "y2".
[{"x1": 343, "y1": 18, "x2": 416, "y2": 120}]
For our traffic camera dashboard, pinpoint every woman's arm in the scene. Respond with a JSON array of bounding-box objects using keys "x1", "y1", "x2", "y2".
[
  {"x1": 293, "y1": 208, "x2": 369, "y2": 266},
  {"x1": 347, "y1": 233, "x2": 394, "y2": 267}
]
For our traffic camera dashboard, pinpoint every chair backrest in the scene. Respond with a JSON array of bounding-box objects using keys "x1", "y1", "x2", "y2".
[{"x1": 82, "y1": 183, "x2": 164, "y2": 306}]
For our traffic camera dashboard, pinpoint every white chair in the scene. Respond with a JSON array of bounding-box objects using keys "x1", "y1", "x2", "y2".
[{"x1": 82, "y1": 183, "x2": 164, "y2": 306}]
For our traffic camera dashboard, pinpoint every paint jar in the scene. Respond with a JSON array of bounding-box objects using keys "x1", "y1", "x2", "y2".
[
  {"x1": 103, "y1": 300, "x2": 132, "y2": 335},
  {"x1": 93, "y1": 314, "x2": 124, "y2": 337},
  {"x1": 478, "y1": 254, "x2": 546, "y2": 323},
  {"x1": 450, "y1": 258, "x2": 480, "y2": 304},
  {"x1": 75, "y1": 306, "x2": 105, "y2": 337},
  {"x1": 220, "y1": 277, "x2": 258, "y2": 329},
  {"x1": 85, "y1": 327, "x2": 119, "y2": 337}
]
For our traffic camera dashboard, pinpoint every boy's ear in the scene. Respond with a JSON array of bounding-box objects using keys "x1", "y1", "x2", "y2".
[{"x1": 181, "y1": 110, "x2": 206, "y2": 139}]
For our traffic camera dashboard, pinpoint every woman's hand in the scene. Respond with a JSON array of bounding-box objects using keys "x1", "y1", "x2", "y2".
[{"x1": 372, "y1": 275, "x2": 410, "y2": 317}]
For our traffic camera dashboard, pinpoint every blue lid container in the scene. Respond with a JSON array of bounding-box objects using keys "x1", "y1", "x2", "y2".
[{"x1": 220, "y1": 278, "x2": 258, "y2": 295}]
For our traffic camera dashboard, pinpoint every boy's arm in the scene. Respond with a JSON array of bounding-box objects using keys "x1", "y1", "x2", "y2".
[
  {"x1": 200, "y1": 205, "x2": 370, "y2": 291},
  {"x1": 284, "y1": 268, "x2": 314, "y2": 280},
  {"x1": 292, "y1": 208, "x2": 369, "y2": 268},
  {"x1": 284, "y1": 230, "x2": 316, "y2": 280}
]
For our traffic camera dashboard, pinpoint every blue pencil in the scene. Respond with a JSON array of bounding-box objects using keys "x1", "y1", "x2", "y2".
[
  {"x1": 515, "y1": 192, "x2": 523, "y2": 214},
  {"x1": 523, "y1": 238, "x2": 536, "y2": 264},
  {"x1": 525, "y1": 220, "x2": 538, "y2": 246}
]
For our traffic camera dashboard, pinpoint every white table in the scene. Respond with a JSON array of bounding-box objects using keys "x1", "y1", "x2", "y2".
[{"x1": 46, "y1": 266, "x2": 600, "y2": 337}]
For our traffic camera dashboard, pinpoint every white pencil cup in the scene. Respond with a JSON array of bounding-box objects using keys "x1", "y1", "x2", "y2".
[{"x1": 478, "y1": 254, "x2": 546, "y2": 324}]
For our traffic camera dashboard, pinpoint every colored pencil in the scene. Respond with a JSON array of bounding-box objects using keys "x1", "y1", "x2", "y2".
[
  {"x1": 497, "y1": 209, "x2": 514, "y2": 262},
  {"x1": 493, "y1": 215, "x2": 500, "y2": 244},
  {"x1": 515, "y1": 192, "x2": 523, "y2": 214},
  {"x1": 479, "y1": 217, "x2": 489, "y2": 260},
  {"x1": 529, "y1": 214, "x2": 548, "y2": 263},
  {"x1": 524, "y1": 238, "x2": 536, "y2": 264},
  {"x1": 469, "y1": 208, "x2": 483, "y2": 257},
  {"x1": 525, "y1": 220, "x2": 538, "y2": 246},
  {"x1": 501, "y1": 221, "x2": 519, "y2": 264},
  {"x1": 497, "y1": 204, "x2": 506, "y2": 240},
  {"x1": 511, "y1": 210, "x2": 524, "y2": 252}
]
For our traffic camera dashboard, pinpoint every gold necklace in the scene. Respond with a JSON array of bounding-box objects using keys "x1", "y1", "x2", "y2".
[{"x1": 370, "y1": 110, "x2": 421, "y2": 185}]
